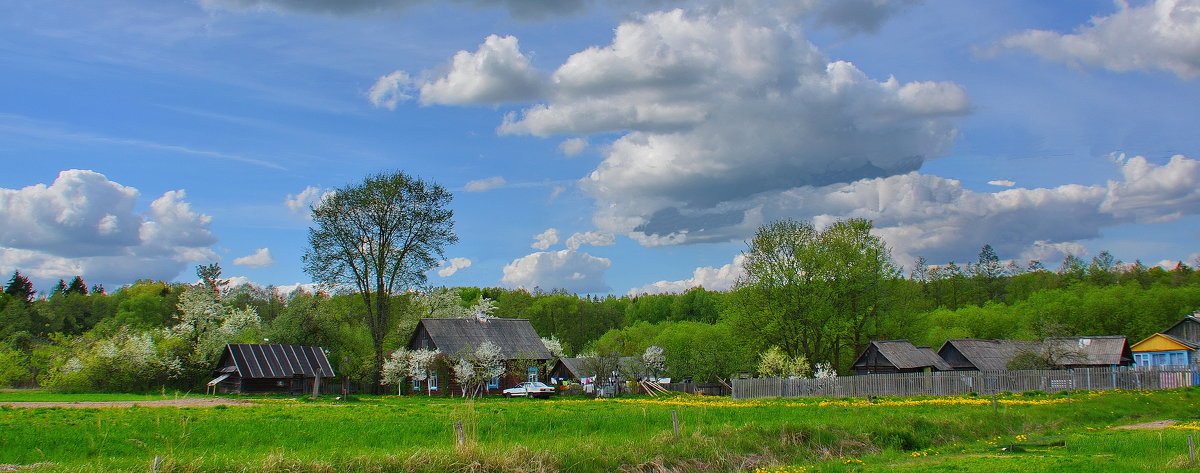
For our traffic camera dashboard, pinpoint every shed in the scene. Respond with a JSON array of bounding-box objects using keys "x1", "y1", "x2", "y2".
[
  {"x1": 937, "y1": 339, "x2": 1040, "y2": 371},
  {"x1": 1042, "y1": 336, "x2": 1133, "y2": 368},
  {"x1": 549, "y1": 356, "x2": 641, "y2": 381},
  {"x1": 851, "y1": 340, "x2": 951, "y2": 375},
  {"x1": 210, "y1": 344, "x2": 335, "y2": 394},
  {"x1": 407, "y1": 317, "x2": 553, "y2": 394}
]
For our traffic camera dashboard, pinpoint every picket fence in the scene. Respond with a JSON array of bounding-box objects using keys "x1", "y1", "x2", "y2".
[{"x1": 731, "y1": 365, "x2": 1200, "y2": 400}]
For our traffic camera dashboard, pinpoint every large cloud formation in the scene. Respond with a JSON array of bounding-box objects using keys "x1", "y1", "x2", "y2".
[
  {"x1": 0, "y1": 170, "x2": 218, "y2": 286},
  {"x1": 996, "y1": 0, "x2": 1200, "y2": 79},
  {"x1": 501, "y1": 249, "x2": 611, "y2": 293},
  {"x1": 381, "y1": 3, "x2": 968, "y2": 246}
]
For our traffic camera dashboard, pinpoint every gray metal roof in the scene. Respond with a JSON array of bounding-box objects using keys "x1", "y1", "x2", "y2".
[
  {"x1": 869, "y1": 340, "x2": 951, "y2": 370},
  {"x1": 221, "y1": 344, "x2": 335, "y2": 379},
  {"x1": 412, "y1": 318, "x2": 552, "y2": 359},
  {"x1": 1043, "y1": 336, "x2": 1131, "y2": 366},
  {"x1": 939, "y1": 339, "x2": 1040, "y2": 371}
]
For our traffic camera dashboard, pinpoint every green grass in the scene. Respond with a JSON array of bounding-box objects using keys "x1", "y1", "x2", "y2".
[{"x1": 0, "y1": 389, "x2": 1198, "y2": 472}]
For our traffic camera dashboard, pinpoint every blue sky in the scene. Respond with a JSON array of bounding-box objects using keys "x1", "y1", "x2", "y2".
[{"x1": 2, "y1": 0, "x2": 1198, "y2": 295}]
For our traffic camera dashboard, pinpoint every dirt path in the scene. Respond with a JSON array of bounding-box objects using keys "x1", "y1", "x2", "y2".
[
  {"x1": 0, "y1": 398, "x2": 255, "y2": 408},
  {"x1": 1112, "y1": 420, "x2": 1177, "y2": 430}
]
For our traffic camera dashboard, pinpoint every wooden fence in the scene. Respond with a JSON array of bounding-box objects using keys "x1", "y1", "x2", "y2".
[{"x1": 732, "y1": 365, "x2": 1200, "y2": 400}]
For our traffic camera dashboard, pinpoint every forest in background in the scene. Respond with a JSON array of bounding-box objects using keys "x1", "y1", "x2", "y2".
[{"x1": 1, "y1": 247, "x2": 1199, "y2": 392}]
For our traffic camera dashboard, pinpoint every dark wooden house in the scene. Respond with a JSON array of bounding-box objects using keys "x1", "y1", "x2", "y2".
[
  {"x1": 851, "y1": 340, "x2": 951, "y2": 375},
  {"x1": 209, "y1": 344, "x2": 335, "y2": 394},
  {"x1": 1162, "y1": 314, "x2": 1200, "y2": 345},
  {"x1": 407, "y1": 317, "x2": 553, "y2": 395},
  {"x1": 938, "y1": 339, "x2": 1040, "y2": 371}
]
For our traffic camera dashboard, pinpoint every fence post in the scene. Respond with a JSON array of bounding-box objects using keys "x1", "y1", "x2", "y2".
[
  {"x1": 991, "y1": 394, "x2": 998, "y2": 413},
  {"x1": 455, "y1": 421, "x2": 465, "y2": 446},
  {"x1": 1190, "y1": 434, "x2": 1195, "y2": 463},
  {"x1": 671, "y1": 409, "x2": 680, "y2": 439}
]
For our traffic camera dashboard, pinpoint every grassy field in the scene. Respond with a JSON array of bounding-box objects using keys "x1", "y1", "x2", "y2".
[{"x1": 1, "y1": 388, "x2": 1199, "y2": 472}]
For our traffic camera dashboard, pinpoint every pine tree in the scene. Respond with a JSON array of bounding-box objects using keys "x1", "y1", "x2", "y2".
[
  {"x1": 4, "y1": 271, "x2": 35, "y2": 304},
  {"x1": 66, "y1": 276, "x2": 88, "y2": 295}
]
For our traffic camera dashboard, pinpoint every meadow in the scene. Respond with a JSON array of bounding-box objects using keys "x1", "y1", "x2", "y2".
[{"x1": 1, "y1": 389, "x2": 1198, "y2": 472}]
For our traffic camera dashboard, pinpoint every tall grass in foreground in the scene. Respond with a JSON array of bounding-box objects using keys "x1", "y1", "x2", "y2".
[{"x1": 1, "y1": 389, "x2": 1198, "y2": 472}]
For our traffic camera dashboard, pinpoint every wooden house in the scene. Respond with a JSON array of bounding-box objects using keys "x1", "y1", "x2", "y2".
[
  {"x1": 937, "y1": 339, "x2": 1040, "y2": 371},
  {"x1": 209, "y1": 344, "x2": 335, "y2": 394},
  {"x1": 851, "y1": 340, "x2": 951, "y2": 375},
  {"x1": 549, "y1": 356, "x2": 641, "y2": 382},
  {"x1": 1162, "y1": 314, "x2": 1200, "y2": 345},
  {"x1": 406, "y1": 317, "x2": 552, "y2": 395},
  {"x1": 1132, "y1": 314, "x2": 1200, "y2": 367},
  {"x1": 1041, "y1": 336, "x2": 1133, "y2": 368}
]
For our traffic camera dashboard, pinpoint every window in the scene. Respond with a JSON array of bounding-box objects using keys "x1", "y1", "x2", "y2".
[
  {"x1": 1171, "y1": 352, "x2": 1186, "y2": 366},
  {"x1": 488, "y1": 376, "x2": 500, "y2": 389},
  {"x1": 1153, "y1": 353, "x2": 1167, "y2": 366},
  {"x1": 429, "y1": 371, "x2": 438, "y2": 391},
  {"x1": 527, "y1": 366, "x2": 539, "y2": 382},
  {"x1": 1134, "y1": 354, "x2": 1147, "y2": 366}
]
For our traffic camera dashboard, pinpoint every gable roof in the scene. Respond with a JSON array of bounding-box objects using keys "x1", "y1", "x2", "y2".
[
  {"x1": 411, "y1": 318, "x2": 552, "y2": 359},
  {"x1": 939, "y1": 339, "x2": 1040, "y2": 371},
  {"x1": 1042, "y1": 336, "x2": 1131, "y2": 366},
  {"x1": 219, "y1": 344, "x2": 335, "y2": 379},
  {"x1": 855, "y1": 340, "x2": 951, "y2": 371},
  {"x1": 1161, "y1": 316, "x2": 1200, "y2": 344},
  {"x1": 1131, "y1": 332, "x2": 1200, "y2": 352}
]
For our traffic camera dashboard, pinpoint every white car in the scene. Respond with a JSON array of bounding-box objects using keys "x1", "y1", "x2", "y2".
[{"x1": 503, "y1": 381, "x2": 556, "y2": 398}]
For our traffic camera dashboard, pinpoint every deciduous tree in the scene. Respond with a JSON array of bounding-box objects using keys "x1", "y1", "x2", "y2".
[{"x1": 303, "y1": 171, "x2": 457, "y2": 391}]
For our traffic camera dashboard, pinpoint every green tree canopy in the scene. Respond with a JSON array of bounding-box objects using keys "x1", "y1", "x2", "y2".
[{"x1": 303, "y1": 171, "x2": 457, "y2": 390}]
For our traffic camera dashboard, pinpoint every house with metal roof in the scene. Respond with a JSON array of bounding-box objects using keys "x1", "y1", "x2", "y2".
[
  {"x1": 406, "y1": 317, "x2": 553, "y2": 395},
  {"x1": 851, "y1": 340, "x2": 951, "y2": 374},
  {"x1": 937, "y1": 339, "x2": 1040, "y2": 371},
  {"x1": 209, "y1": 344, "x2": 335, "y2": 394}
]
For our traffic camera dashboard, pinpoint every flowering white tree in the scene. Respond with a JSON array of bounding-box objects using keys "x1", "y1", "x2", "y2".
[
  {"x1": 642, "y1": 345, "x2": 666, "y2": 380},
  {"x1": 381, "y1": 347, "x2": 410, "y2": 393},
  {"x1": 408, "y1": 348, "x2": 441, "y2": 395},
  {"x1": 453, "y1": 341, "x2": 504, "y2": 398},
  {"x1": 541, "y1": 336, "x2": 565, "y2": 359},
  {"x1": 812, "y1": 362, "x2": 837, "y2": 379}
]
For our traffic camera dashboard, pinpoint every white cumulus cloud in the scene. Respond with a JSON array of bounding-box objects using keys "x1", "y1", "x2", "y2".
[
  {"x1": 501, "y1": 249, "x2": 611, "y2": 293},
  {"x1": 988, "y1": 180, "x2": 1016, "y2": 187},
  {"x1": 628, "y1": 253, "x2": 745, "y2": 295},
  {"x1": 558, "y1": 137, "x2": 588, "y2": 156},
  {"x1": 419, "y1": 35, "x2": 545, "y2": 105},
  {"x1": 464, "y1": 176, "x2": 507, "y2": 192},
  {"x1": 436, "y1": 257, "x2": 473, "y2": 277},
  {"x1": 233, "y1": 248, "x2": 275, "y2": 268},
  {"x1": 284, "y1": 185, "x2": 334, "y2": 215},
  {"x1": 995, "y1": 0, "x2": 1200, "y2": 79},
  {"x1": 531, "y1": 228, "x2": 559, "y2": 250},
  {"x1": 564, "y1": 231, "x2": 615, "y2": 250},
  {"x1": 0, "y1": 170, "x2": 218, "y2": 286}
]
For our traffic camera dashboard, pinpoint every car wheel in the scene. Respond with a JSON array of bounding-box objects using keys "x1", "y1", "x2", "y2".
[{"x1": 504, "y1": 393, "x2": 511, "y2": 398}]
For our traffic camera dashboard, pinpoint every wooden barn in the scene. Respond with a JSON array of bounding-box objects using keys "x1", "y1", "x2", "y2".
[
  {"x1": 1042, "y1": 336, "x2": 1133, "y2": 368},
  {"x1": 209, "y1": 344, "x2": 335, "y2": 394},
  {"x1": 407, "y1": 317, "x2": 552, "y2": 395},
  {"x1": 937, "y1": 339, "x2": 1040, "y2": 371},
  {"x1": 851, "y1": 340, "x2": 951, "y2": 375},
  {"x1": 1161, "y1": 314, "x2": 1200, "y2": 345}
]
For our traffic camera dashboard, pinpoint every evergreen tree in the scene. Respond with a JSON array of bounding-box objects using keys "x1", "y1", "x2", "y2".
[
  {"x1": 3, "y1": 272, "x2": 35, "y2": 304},
  {"x1": 53, "y1": 279, "x2": 68, "y2": 296},
  {"x1": 66, "y1": 276, "x2": 88, "y2": 295}
]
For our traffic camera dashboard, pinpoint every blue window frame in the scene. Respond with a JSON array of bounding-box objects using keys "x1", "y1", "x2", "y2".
[
  {"x1": 429, "y1": 371, "x2": 438, "y2": 391},
  {"x1": 527, "y1": 366, "x2": 539, "y2": 382},
  {"x1": 488, "y1": 376, "x2": 500, "y2": 389}
]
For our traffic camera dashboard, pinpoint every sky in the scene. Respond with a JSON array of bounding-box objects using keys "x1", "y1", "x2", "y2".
[{"x1": 1, "y1": 0, "x2": 1198, "y2": 296}]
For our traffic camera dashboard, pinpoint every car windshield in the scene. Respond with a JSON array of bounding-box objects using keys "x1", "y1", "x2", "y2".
[{"x1": 527, "y1": 382, "x2": 549, "y2": 388}]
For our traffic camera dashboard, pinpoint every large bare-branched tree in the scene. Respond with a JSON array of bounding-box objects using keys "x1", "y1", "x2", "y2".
[{"x1": 303, "y1": 171, "x2": 457, "y2": 391}]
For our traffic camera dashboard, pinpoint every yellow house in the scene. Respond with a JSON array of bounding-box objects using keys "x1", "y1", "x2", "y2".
[{"x1": 1130, "y1": 333, "x2": 1196, "y2": 367}]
